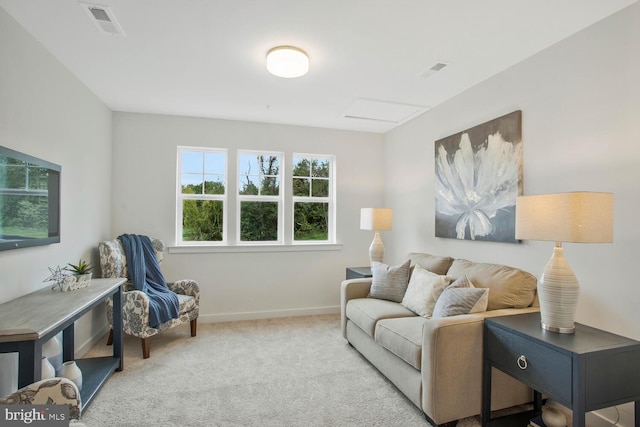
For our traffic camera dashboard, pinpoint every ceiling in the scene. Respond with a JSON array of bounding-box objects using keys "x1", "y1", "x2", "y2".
[{"x1": 1, "y1": 0, "x2": 636, "y2": 133}]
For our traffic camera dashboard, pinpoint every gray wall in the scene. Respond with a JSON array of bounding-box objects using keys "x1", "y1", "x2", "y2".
[{"x1": 0, "y1": 8, "x2": 112, "y2": 395}]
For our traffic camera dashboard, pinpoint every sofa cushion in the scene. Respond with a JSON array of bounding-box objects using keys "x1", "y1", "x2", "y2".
[
  {"x1": 346, "y1": 298, "x2": 416, "y2": 337},
  {"x1": 408, "y1": 253, "x2": 454, "y2": 276},
  {"x1": 401, "y1": 266, "x2": 450, "y2": 317},
  {"x1": 446, "y1": 259, "x2": 537, "y2": 310},
  {"x1": 432, "y1": 275, "x2": 489, "y2": 318},
  {"x1": 369, "y1": 260, "x2": 411, "y2": 302},
  {"x1": 375, "y1": 317, "x2": 427, "y2": 370}
]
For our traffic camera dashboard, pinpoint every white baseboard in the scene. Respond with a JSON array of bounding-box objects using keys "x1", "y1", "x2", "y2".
[{"x1": 199, "y1": 306, "x2": 340, "y2": 323}]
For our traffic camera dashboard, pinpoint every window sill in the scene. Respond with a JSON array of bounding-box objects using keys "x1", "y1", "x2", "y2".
[{"x1": 167, "y1": 243, "x2": 343, "y2": 254}]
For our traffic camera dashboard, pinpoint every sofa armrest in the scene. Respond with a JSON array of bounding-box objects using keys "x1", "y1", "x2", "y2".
[
  {"x1": 340, "y1": 278, "x2": 372, "y2": 338},
  {"x1": 421, "y1": 306, "x2": 540, "y2": 424},
  {"x1": 0, "y1": 378, "x2": 81, "y2": 420}
]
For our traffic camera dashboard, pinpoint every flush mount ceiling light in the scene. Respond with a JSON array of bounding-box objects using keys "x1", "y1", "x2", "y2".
[{"x1": 266, "y1": 46, "x2": 309, "y2": 78}]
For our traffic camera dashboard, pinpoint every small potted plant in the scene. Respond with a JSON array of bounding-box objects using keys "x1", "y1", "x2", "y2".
[{"x1": 65, "y1": 259, "x2": 93, "y2": 289}]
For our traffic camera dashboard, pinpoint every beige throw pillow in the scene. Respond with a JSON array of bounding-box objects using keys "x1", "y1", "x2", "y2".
[
  {"x1": 401, "y1": 265, "x2": 450, "y2": 317},
  {"x1": 368, "y1": 260, "x2": 411, "y2": 303}
]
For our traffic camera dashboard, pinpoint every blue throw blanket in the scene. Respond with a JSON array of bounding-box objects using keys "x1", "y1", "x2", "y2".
[{"x1": 118, "y1": 234, "x2": 179, "y2": 328}]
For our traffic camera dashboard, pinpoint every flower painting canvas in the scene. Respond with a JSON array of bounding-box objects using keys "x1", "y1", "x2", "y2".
[{"x1": 434, "y1": 111, "x2": 522, "y2": 243}]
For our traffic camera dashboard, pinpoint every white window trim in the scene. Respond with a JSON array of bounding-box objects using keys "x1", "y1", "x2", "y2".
[
  {"x1": 168, "y1": 243, "x2": 343, "y2": 254},
  {"x1": 176, "y1": 146, "x2": 228, "y2": 246},
  {"x1": 176, "y1": 149, "x2": 337, "y2": 250}
]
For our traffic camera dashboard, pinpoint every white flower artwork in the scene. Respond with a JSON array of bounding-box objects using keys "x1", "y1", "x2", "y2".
[{"x1": 434, "y1": 111, "x2": 522, "y2": 243}]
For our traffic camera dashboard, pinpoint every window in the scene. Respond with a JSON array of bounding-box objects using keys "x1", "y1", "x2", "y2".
[
  {"x1": 292, "y1": 155, "x2": 333, "y2": 242},
  {"x1": 237, "y1": 151, "x2": 283, "y2": 243},
  {"x1": 177, "y1": 147, "x2": 227, "y2": 244},
  {"x1": 176, "y1": 148, "x2": 335, "y2": 247}
]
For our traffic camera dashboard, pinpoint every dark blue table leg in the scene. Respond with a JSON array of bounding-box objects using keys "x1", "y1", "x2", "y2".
[
  {"x1": 112, "y1": 285, "x2": 123, "y2": 371},
  {"x1": 482, "y1": 358, "x2": 491, "y2": 425},
  {"x1": 62, "y1": 324, "x2": 74, "y2": 362},
  {"x1": 17, "y1": 341, "x2": 38, "y2": 388}
]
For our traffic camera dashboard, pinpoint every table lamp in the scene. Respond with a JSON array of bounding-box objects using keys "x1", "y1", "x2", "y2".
[
  {"x1": 360, "y1": 208, "x2": 393, "y2": 264},
  {"x1": 515, "y1": 192, "x2": 613, "y2": 333}
]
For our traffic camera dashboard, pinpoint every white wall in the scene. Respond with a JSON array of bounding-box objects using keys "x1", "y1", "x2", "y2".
[
  {"x1": 111, "y1": 112, "x2": 384, "y2": 320},
  {"x1": 384, "y1": 4, "x2": 640, "y2": 424},
  {"x1": 0, "y1": 8, "x2": 112, "y2": 395}
]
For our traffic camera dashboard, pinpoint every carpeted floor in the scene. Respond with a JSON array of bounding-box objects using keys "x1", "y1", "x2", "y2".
[{"x1": 81, "y1": 314, "x2": 487, "y2": 427}]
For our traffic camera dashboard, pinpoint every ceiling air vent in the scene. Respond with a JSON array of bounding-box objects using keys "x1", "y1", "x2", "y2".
[
  {"x1": 419, "y1": 62, "x2": 448, "y2": 79},
  {"x1": 80, "y1": 2, "x2": 126, "y2": 36}
]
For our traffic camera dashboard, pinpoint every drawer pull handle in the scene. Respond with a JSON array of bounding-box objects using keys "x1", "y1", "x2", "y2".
[{"x1": 517, "y1": 355, "x2": 528, "y2": 370}]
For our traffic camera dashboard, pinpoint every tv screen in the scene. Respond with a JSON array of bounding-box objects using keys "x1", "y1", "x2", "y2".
[{"x1": 0, "y1": 146, "x2": 61, "y2": 251}]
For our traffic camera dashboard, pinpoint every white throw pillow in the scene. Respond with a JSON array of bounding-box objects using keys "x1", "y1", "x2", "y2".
[{"x1": 401, "y1": 265, "x2": 450, "y2": 317}]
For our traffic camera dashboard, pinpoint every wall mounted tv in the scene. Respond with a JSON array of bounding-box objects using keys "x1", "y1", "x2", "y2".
[{"x1": 0, "y1": 146, "x2": 61, "y2": 251}]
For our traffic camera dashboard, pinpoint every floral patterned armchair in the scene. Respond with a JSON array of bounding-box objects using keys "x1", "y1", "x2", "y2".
[
  {"x1": 0, "y1": 378, "x2": 82, "y2": 422},
  {"x1": 98, "y1": 238, "x2": 200, "y2": 359}
]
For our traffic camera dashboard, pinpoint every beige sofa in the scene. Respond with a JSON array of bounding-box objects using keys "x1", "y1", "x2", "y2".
[{"x1": 341, "y1": 253, "x2": 540, "y2": 426}]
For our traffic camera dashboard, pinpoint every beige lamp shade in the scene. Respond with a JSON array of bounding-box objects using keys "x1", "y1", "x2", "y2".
[
  {"x1": 516, "y1": 192, "x2": 613, "y2": 243},
  {"x1": 360, "y1": 208, "x2": 393, "y2": 231},
  {"x1": 515, "y1": 191, "x2": 613, "y2": 333}
]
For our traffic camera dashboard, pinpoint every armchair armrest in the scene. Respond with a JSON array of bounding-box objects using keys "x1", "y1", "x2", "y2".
[
  {"x1": 340, "y1": 278, "x2": 373, "y2": 338},
  {"x1": 421, "y1": 306, "x2": 539, "y2": 424},
  {"x1": 0, "y1": 378, "x2": 81, "y2": 420},
  {"x1": 168, "y1": 279, "x2": 200, "y2": 305}
]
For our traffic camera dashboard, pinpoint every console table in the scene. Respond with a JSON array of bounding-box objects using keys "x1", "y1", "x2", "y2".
[
  {"x1": 0, "y1": 278, "x2": 125, "y2": 409},
  {"x1": 482, "y1": 312, "x2": 640, "y2": 427}
]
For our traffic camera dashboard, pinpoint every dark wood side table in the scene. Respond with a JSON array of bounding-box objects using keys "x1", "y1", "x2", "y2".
[
  {"x1": 482, "y1": 312, "x2": 640, "y2": 427},
  {"x1": 345, "y1": 266, "x2": 372, "y2": 280}
]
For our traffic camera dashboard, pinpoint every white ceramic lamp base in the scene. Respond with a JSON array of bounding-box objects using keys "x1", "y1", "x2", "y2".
[
  {"x1": 538, "y1": 245, "x2": 578, "y2": 334},
  {"x1": 369, "y1": 232, "x2": 385, "y2": 264}
]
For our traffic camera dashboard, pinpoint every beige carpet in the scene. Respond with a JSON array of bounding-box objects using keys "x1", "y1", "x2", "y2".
[{"x1": 81, "y1": 314, "x2": 487, "y2": 427}]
